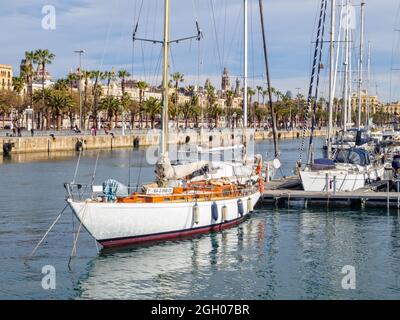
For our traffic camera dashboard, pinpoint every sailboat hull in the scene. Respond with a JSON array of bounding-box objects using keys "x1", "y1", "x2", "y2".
[
  {"x1": 300, "y1": 166, "x2": 384, "y2": 192},
  {"x1": 67, "y1": 192, "x2": 260, "y2": 248}
]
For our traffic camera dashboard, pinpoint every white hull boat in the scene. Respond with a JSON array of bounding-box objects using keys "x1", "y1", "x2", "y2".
[
  {"x1": 300, "y1": 164, "x2": 384, "y2": 192},
  {"x1": 68, "y1": 189, "x2": 260, "y2": 248}
]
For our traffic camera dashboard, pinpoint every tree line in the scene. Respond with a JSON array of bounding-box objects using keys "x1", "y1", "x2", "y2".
[{"x1": 1, "y1": 49, "x2": 390, "y2": 131}]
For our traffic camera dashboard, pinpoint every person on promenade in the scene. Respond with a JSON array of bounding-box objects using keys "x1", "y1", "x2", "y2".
[
  {"x1": 91, "y1": 126, "x2": 97, "y2": 136},
  {"x1": 30, "y1": 128, "x2": 34, "y2": 137},
  {"x1": 17, "y1": 127, "x2": 21, "y2": 137}
]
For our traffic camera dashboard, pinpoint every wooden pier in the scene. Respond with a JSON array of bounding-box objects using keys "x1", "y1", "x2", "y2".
[{"x1": 261, "y1": 177, "x2": 400, "y2": 209}]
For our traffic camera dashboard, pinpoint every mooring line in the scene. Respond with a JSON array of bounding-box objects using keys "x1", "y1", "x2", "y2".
[
  {"x1": 68, "y1": 203, "x2": 88, "y2": 268},
  {"x1": 27, "y1": 204, "x2": 69, "y2": 260}
]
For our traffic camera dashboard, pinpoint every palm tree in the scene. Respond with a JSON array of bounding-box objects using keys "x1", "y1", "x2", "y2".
[
  {"x1": 144, "y1": 97, "x2": 161, "y2": 129},
  {"x1": 186, "y1": 85, "x2": 195, "y2": 97},
  {"x1": 262, "y1": 90, "x2": 268, "y2": 107},
  {"x1": 136, "y1": 81, "x2": 148, "y2": 128},
  {"x1": 34, "y1": 49, "x2": 55, "y2": 129},
  {"x1": 54, "y1": 79, "x2": 69, "y2": 91},
  {"x1": 118, "y1": 69, "x2": 130, "y2": 96},
  {"x1": 191, "y1": 104, "x2": 202, "y2": 128},
  {"x1": 232, "y1": 107, "x2": 243, "y2": 128},
  {"x1": 207, "y1": 104, "x2": 224, "y2": 128},
  {"x1": 205, "y1": 83, "x2": 216, "y2": 127},
  {"x1": 21, "y1": 51, "x2": 37, "y2": 117},
  {"x1": 120, "y1": 93, "x2": 136, "y2": 128},
  {"x1": 171, "y1": 72, "x2": 184, "y2": 105},
  {"x1": 179, "y1": 102, "x2": 193, "y2": 129},
  {"x1": 90, "y1": 70, "x2": 105, "y2": 129},
  {"x1": 49, "y1": 89, "x2": 74, "y2": 130},
  {"x1": 225, "y1": 90, "x2": 234, "y2": 128},
  {"x1": 255, "y1": 105, "x2": 267, "y2": 128},
  {"x1": 67, "y1": 72, "x2": 78, "y2": 93},
  {"x1": 104, "y1": 70, "x2": 116, "y2": 96},
  {"x1": 100, "y1": 95, "x2": 121, "y2": 128},
  {"x1": 247, "y1": 87, "x2": 256, "y2": 126},
  {"x1": 12, "y1": 77, "x2": 25, "y2": 95},
  {"x1": 168, "y1": 103, "x2": 181, "y2": 129},
  {"x1": 33, "y1": 88, "x2": 52, "y2": 129},
  {"x1": 256, "y1": 86, "x2": 263, "y2": 103}
]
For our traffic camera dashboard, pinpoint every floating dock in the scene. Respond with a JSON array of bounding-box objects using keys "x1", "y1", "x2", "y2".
[{"x1": 261, "y1": 177, "x2": 400, "y2": 209}]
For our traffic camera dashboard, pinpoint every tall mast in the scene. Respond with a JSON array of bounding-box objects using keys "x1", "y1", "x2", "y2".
[
  {"x1": 347, "y1": 15, "x2": 352, "y2": 127},
  {"x1": 258, "y1": 0, "x2": 279, "y2": 158},
  {"x1": 343, "y1": 0, "x2": 350, "y2": 131},
  {"x1": 357, "y1": 1, "x2": 365, "y2": 129},
  {"x1": 332, "y1": 0, "x2": 344, "y2": 131},
  {"x1": 243, "y1": 0, "x2": 248, "y2": 128},
  {"x1": 161, "y1": 0, "x2": 170, "y2": 157},
  {"x1": 365, "y1": 41, "x2": 371, "y2": 130},
  {"x1": 328, "y1": 0, "x2": 335, "y2": 157}
]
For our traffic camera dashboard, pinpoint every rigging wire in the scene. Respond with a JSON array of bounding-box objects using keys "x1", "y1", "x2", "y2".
[
  {"x1": 390, "y1": 3, "x2": 400, "y2": 103},
  {"x1": 298, "y1": 0, "x2": 327, "y2": 165},
  {"x1": 308, "y1": 0, "x2": 328, "y2": 164},
  {"x1": 149, "y1": 0, "x2": 159, "y2": 87},
  {"x1": 222, "y1": 0, "x2": 228, "y2": 66},
  {"x1": 226, "y1": 8, "x2": 245, "y2": 69},
  {"x1": 209, "y1": 0, "x2": 224, "y2": 72}
]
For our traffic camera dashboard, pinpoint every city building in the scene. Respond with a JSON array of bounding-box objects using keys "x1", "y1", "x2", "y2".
[
  {"x1": 0, "y1": 64, "x2": 13, "y2": 91},
  {"x1": 34, "y1": 64, "x2": 52, "y2": 82},
  {"x1": 350, "y1": 90, "x2": 381, "y2": 115},
  {"x1": 383, "y1": 102, "x2": 400, "y2": 115}
]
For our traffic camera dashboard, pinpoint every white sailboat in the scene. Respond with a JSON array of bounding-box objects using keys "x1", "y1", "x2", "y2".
[
  {"x1": 300, "y1": 0, "x2": 383, "y2": 192},
  {"x1": 65, "y1": 0, "x2": 263, "y2": 248},
  {"x1": 300, "y1": 149, "x2": 384, "y2": 192}
]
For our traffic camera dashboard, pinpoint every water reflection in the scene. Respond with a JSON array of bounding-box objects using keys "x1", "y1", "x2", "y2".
[
  {"x1": 76, "y1": 207, "x2": 400, "y2": 300},
  {"x1": 2, "y1": 138, "x2": 400, "y2": 299}
]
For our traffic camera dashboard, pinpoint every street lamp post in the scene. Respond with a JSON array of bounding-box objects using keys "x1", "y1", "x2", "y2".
[
  {"x1": 74, "y1": 50, "x2": 85, "y2": 130},
  {"x1": 25, "y1": 106, "x2": 33, "y2": 131}
]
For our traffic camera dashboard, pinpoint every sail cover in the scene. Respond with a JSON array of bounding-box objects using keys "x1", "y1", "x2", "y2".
[{"x1": 156, "y1": 153, "x2": 210, "y2": 180}]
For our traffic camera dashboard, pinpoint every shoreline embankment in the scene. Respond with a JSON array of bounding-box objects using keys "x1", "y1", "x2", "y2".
[{"x1": 1, "y1": 129, "x2": 327, "y2": 156}]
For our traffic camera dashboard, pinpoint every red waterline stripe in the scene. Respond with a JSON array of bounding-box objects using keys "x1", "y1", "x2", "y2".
[{"x1": 99, "y1": 216, "x2": 248, "y2": 248}]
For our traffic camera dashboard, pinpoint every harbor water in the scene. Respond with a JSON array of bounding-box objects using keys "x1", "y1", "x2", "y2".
[{"x1": 1, "y1": 138, "x2": 400, "y2": 299}]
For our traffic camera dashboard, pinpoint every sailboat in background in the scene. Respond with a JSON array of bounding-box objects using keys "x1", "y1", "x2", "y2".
[
  {"x1": 299, "y1": 0, "x2": 384, "y2": 192},
  {"x1": 65, "y1": 0, "x2": 263, "y2": 248}
]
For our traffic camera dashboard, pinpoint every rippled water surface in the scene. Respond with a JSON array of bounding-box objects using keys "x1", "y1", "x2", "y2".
[{"x1": 1, "y1": 138, "x2": 400, "y2": 299}]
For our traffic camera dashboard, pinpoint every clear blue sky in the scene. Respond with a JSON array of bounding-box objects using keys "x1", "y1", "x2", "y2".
[{"x1": 1, "y1": 0, "x2": 399, "y2": 102}]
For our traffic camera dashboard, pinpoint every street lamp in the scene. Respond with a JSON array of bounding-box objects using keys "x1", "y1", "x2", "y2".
[
  {"x1": 74, "y1": 50, "x2": 85, "y2": 130},
  {"x1": 25, "y1": 106, "x2": 33, "y2": 131}
]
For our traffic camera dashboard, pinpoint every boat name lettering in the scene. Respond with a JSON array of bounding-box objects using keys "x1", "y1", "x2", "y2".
[{"x1": 146, "y1": 188, "x2": 174, "y2": 195}]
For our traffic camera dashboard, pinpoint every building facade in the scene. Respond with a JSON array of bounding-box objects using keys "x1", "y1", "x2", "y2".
[
  {"x1": 383, "y1": 103, "x2": 400, "y2": 115},
  {"x1": 0, "y1": 64, "x2": 13, "y2": 91},
  {"x1": 350, "y1": 90, "x2": 381, "y2": 115}
]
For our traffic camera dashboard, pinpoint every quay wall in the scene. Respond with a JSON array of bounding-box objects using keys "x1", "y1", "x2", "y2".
[{"x1": 0, "y1": 129, "x2": 327, "y2": 155}]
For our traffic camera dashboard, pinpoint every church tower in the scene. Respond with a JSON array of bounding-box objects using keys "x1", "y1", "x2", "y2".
[
  {"x1": 235, "y1": 77, "x2": 240, "y2": 96},
  {"x1": 221, "y1": 67, "x2": 230, "y2": 91}
]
